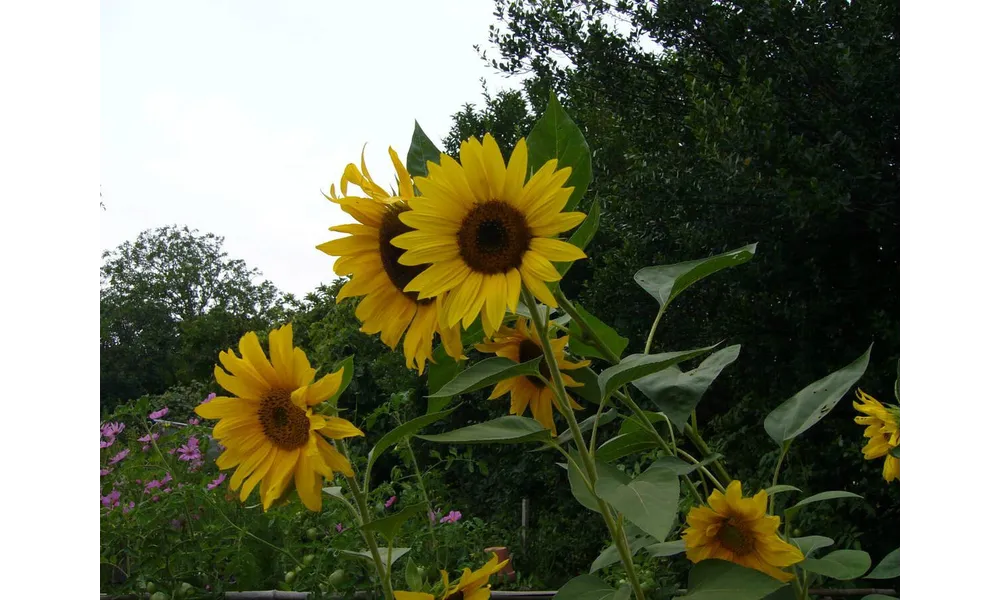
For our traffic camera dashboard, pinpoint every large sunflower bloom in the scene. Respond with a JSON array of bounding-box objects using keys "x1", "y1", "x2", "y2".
[
  {"x1": 317, "y1": 147, "x2": 464, "y2": 374},
  {"x1": 474, "y1": 317, "x2": 590, "y2": 434},
  {"x1": 392, "y1": 134, "x2": 588, "y2": 336},
  {"x1": 682, "y1": 481, "x2": 804, "y2": 582},
  {"x1": 854, "y1": 389, "x2": 900, "y2": 482},
  {"x1": 393, "y1": 554, "x2": 510, "y2": 600},
  {"x1": 195, "y1": 324, "x2": 364, "y2": 512}
]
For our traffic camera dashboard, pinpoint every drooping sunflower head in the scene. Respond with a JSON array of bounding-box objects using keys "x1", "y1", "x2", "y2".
[
  {"x1": 682, "y1": 481, "x2": 805, "y2": 582},
  {"x1": 195, "y1": 324, "x2": 364, "y2": 511},
  {"x1": 392, "y1": 554, "x2": 508, "y2": 600},
  {"x1": 853, "y1": 388, "x2": 900, "y2": 482},
  {"x1": 391, "y1": 134, "x2": 588, "y2": 336},
  {"x1": 317, "y1": 147, "x2": 464, "y2": 374},
  {"x1": 475, "y1": 317, "x2": 591, "y2": 434}
]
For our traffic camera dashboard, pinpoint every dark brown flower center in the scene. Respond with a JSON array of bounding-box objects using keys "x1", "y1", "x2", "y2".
[
  {"x1": 379, "y1": 203, "x2": 430, "y2": 304},
  {"x1": 717, "y1": 520, "x2": 754, "y2": 556},
  {"x1": 518, "y1": 338, "x2": 552, "y2": 388},
  {"x1": 457, "y1": 200, "x2": 531, "y2": 274},
  {"x1": 258, "y1": 389, "x2": 311, "y2": 450}
]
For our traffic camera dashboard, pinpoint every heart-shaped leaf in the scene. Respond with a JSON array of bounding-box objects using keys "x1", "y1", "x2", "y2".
[
  {"x1": 801, "y1": 549, "x2": 871, "y2": 580},
  {"x1": 594, "y1": 458, "x2": 680, "y2": 542},
  {"x1": 599, "y1": 346, "x2": 718, "y2": 399},
  {"x1": 526, "y1": 92, "x2": 592, "y2": 213},
  {"x1": 634, "y1": 345, "x2": 741, "y2": 429},
  {"x1": 634, "y1": 244, "x2": 758, "y2": 308}
]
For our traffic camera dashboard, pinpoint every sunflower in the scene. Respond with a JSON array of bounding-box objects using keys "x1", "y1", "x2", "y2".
[
  {"x1": 474, "y1": 317, "x2": 590, "y2": 434},
  {"x1": 682, "y1": 481, "x2": 805, "y2": 582},
  {"x1": 317, "y1": 147, "x2": 464, "y2": 374},
  {"x1": 195, "y1": 324, "x2": 364, "y2": 511},
  {"x1": 391, "y1": 134, "x2": 588, "y2": 336},
  {"x1": 854, "y1": 389, "x2": 900, "y2": 482},
  {"x1": 393, "y1": 553, "x2": 510, "y2": 600}
]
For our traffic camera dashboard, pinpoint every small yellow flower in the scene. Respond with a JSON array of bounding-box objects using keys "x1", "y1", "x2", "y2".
[
  {"x1": 682, "y1": 481, "x2": 804, "y2": 582},
  {"x1": 475, "y1": 317, "x2": 591, "y2": 434},
  {"x1": 391, "y1": 134, "x2": 588, "y2": 336},
  {"x1": 195, "y1": 324, "x2": 364, "y2": 511},
  {"x1": 393, "y1": 554, "x2": 510, "y2": 600},
  {"x1": 317, "y1": 147, "x2": 464, "y2": 374},
  {"x1": 854, "y1": 389, "x2": 899, "y2": 482}
]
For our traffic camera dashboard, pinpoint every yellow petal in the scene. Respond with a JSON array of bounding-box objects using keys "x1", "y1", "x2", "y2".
[{"x1": 529, "y1": 237, "x2": 587, "y2": 262}]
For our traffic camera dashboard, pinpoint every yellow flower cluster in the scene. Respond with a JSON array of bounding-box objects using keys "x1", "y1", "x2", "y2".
[{"x1": 854, "y1": 389, "x2": 900, "y2": 482}]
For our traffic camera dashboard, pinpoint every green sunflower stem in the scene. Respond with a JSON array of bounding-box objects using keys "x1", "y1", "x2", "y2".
[
  {"x1": 523, "y1": 289, "x2": 648, "y2": 600},
  {"x1": 769, "y1": 441, "x2": 792, "y2": 515},
  {"x1": 683, "y1": 423, "x2": 733, "y2": 487},
  {"x1": 335, "y1": 441, "x2": 395, "y2": 600},
  {"x1": 643, "y1": 301, "x2": 669, "y2": 355},
  {"x1": 554, "y1": 286, "x2": 620, "y2": 365}
]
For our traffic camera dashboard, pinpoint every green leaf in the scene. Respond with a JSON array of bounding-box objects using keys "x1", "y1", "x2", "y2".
[
  {"x1": 865, "y1": 548, "x2": 899, "y2": 579},
  {"x1": 645, "y1": 539, "x2": 686, "y2": 558},
  {"x1": 553, "y1": 574, "x2": 618, "y2": 600},
  {"x1": 801, "y1": 549, "x2": 871, "y2": 580},
  {"x1": 570, "y1": 366, "x2": 603, "y2": 404},
  {"x1": 429, "y1": 356, "x2": 542, "y2": 398},
  {"x1": 764, "y1": 345, "x2": 873, "y2": 444},
  {"x1": 561, "y1": 454, "x2": 629, "y2": 513},
  {"x1": 317, "y1": 356, "x2": 354, "y2": 414},
  {"x1": 368, "y1": 405, "x2": 460, "y2": 468},
  {"x1": 567, "y1": 302, "x2": 629, "y2": 361},
  {"x1": 526, "y1": 92, "x2": 592, "y2": 212},
  {"x1": 786, "y1": 491, "x2": 863, "y2": 518},
  {"x1": 321, "y1": 486, "x2": 345, "y2": 499},
  {"x1": 406, "y1": 121, "x2": 442, "y2": 179},
  {"x1": 614, "y1": 584, "x2": 632, "y2": 600},
  {"x1": 683, "y1": 559, "x2": 787, "y2": 600},
  {"x1": 634, "y1": 345, "x2": 741, "y2": 429},
  {"x1": 554, "y1": 408, "x2": 619, "y2": 447},
  {"x1": 591, "y1": 533, "x2": 655, "y2": 572},
  {"x1": 634, "y1": 244, "x2": 758, "y2": 308},
  {"x1": 596, "y1": 430, "x2": 660, "y2": 462},
  {"x1": 418, "y1": 416, "x2": 551, "y2": 444},
  {"x1": 763, "y1": 485, "x2": 801, "y2": 496},
  {"x1": 654, "y1": 454, "x2": 722, "y2": 477},
  {"x1": 791, "y1": 536, "x2": 834, "y2": 557},
  {"x1": 594, "y1": 458, "x2": 680, "y2": 542},
  {"x1": 360, "y1": 503, "x2": 429, "y2": 544},
  {"x1": 889, "y1": 445, "x2": 899, "y2": 458},
  {"x1": 557, "y1": 200, "x2": 601, "y2": 275},
  {"x1": 599, "y1": 346, "x2": 718, "y2": 400},
  {"x1": 427, "y1": 344, "x2": 462, "y2": 404},
  {"x1": 339, "y1": 547, "x2": 410, "y2": 566},
  {"x1": 405, "y1": 557, "x2": 422, "y2": 591}
]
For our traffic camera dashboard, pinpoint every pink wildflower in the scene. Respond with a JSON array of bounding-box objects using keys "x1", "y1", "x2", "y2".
[
  {"x1": 101, "y1": 490, "x2": 121, "y2": 508},
  {"x1": 149, "y1": 407, "x2": 169, "y2": 419},
  {"x1": 122, "y1": 501, "x2": 135, "y2": 514},
  {"x1": 108, "y1": 448, "x2": 130, "y2": 465},
  {"x1": 200, "y1": 393, "x2": 216, "y2": 405},
  {"x1": 100, "y1": 438, "x2": 116, "y2": 448},
  {"x1": 335, "y1": 523, "x2": 344, "y2": 533},
  {"x1": 439, "y1": 510, "x2": 462, "y2": 524},
  {"x1": 137, "y1": 432, "x2": 160, "y2": 443},
  {"x1": 162, "y1": 487, "x2": 172, "y2": 494},
  {"x1": 144, "y1": 479, "x2": 162, "y2": 493},
  {"x1": 100, "y1": 468, "x2": 111, "y2": 477},
  {"x1": 151, "y1": 495, "x2": 161, "y2": 503},
  {"x1": 102, "y1": 422, "x2": 125, "y2": 438},
  {"x1": 385, "y1": 495, "x2": 397, "y2": 508},
  {"x1": 188, "y1": 418, "x2": 200, "y2": 426},
  {"x1": 207, "y1": 473, "x2": 227, "y2": 490},
  {"x1": 161, "y1": 473, "x2": 172, "y2": 484}
]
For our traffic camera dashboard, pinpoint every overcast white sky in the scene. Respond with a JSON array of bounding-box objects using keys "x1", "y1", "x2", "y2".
[{"x1": 101, "y1": 0, "x2": 518, "y2": 299}]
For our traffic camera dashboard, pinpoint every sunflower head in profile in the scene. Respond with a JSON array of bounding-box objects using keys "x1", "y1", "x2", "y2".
[
  {"x1": 391, "y1": 134, "x2": 588, "y2": 336},
  {"x1": 682, "y1": 481, "x2": 805, "y2": 582},
  {"x1": 854, "y1": 388, "x2": 900, "y2": 483},
  {"x1": 393, "y1": 553, "x2": 509, "y2": 600},
  {"x1": 195, "y1": 324, "x2": 364, "y2": 511},
  {"x1": 317, "y1": 147, "x2": 464, "y2": 374},
  {"x1": 474, "y1": 317, "x2": 590, "y2": 434}
]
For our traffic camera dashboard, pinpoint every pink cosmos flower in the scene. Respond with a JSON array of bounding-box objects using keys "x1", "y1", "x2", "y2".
[
  {"x1": 162, "y1": 487, "x2": 172, "y2": 494},
  {"x1": 144, "y1": 479, "x2": 162, "y2": 493},
  {"x1": 188, "y1": 418, "x2": 200, "y2": 426},
  {"x1": 439, "y1": 510, "x2": 463, "y2": 524},
  {"x1": 122, "y1": 501, "x2": 135, "y2": 514},
  {"x1": 100, "y1": 438, "x2": 116, "y2": 448},
  {"x1": 207, "y1": 473, "x2": 227, "y2": 490},
  {"x1": 108, "y1": 448, "x2": 130, "y2": 465},
  {"x1": 100, "y1": 468, "x2": 111, "y2": 477},
  {"x1": 101, "y1": 422, "x2": 125, "y2": 438},
  {"x1": 385, "y1": 496, "x2": 397, "y2": 508},
  {"x1": 177, "y1": 436, "x2": 201, "y2": 462},
  {"x1": 138, "y1": 432, "x2": 160, "y2": 443},
  {"x1": 101, "y1": 490, "x2": 121, "y2": 508},
  {"x1": 200, "y1": 393, "x2": 216, "y2": 405},
  {"x1": 161, "y1": 473, "x2": 172, "y2": 484},
  {"x1": 149, "y1": 407, "x2": 169, "y2": 419},
  {"x1": 335, "y1": 523, "x2": 344, "y2": 533}
]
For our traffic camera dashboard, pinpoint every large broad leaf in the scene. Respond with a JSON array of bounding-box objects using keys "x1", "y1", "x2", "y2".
[
  {"x1": 645, "y1": 539, "x2": 686, "y2": 558},
  {"x1": 360, "y1": 503, "x2": 429, "y2": 543},
  {"x1": 594, "y1": 458, "x2": 680, "y2": 542},
  {"x1": 764, "y1": 345, "x2": 873, "y2": 444},
  {"x1": 570, "y1": 366, "x2": 603, "y2": 404},
  {"x1": 405, "y1": 557, "x2": 423, "y2": 592},
  {"x1": 567, "y1": 302, "x2": 629, "y2": 361},
  {"x1": 562, "y1": 454, "x2": 629, "y2": 513},
  {"x1": 526, "y1": 92, "x2": 592, "y2": 212},
  {"x1": 553, "y1": 574, "x2": 621, "y2": 600},
  {"x1": 785, "y1": 491, "x2": 863, "y2": 518},
  {"x1": 655, "y1": 454, "x2": 722, "y2": 477},
  {"x1": 339, "y1": 547, "x2": 410, "y2": 566},
  {"x1": 865, "y1": 548, "x2": 899, "y2": 579},
  {"x1": 406, "y1": 121, "x2": 442, "y2": 179},
  {"x1": 599, "y1": 347, "x2": 718, "y2": 400},
  {"x1": 429, "y1": 356, "x2": 542, "y2": 398},
  {"x1": 801, "y1": 549, "x2": 871, "y2": 580},
  {"x1": 596, "y1": 430, "x2": 660, "y2": 462},
  {"x1": 553, "y1": 408, "x2": 619, "y2": 447},
  {"x1": 417, "y1": 416, "x2": 551, "y2": 444},
  {"x1": 556, "y1": 200, "x2": 601, "y2": 276},
  {"x1": 591, "y1": 533, "x2": 656, "y2": 572},
  {"x1": 368, "y1": 405, "x2": 460, "y2": 468},
  {"x1": 427, "y1": 344, "x2": 462, "y2": 406},
  {"x1": 791, "y1": 536, "x2": 834, "y2": 557},
  {"x1": 619, "y1": 410, "x2": 669, "y2": 435},
  {"x1": 634, "y1": 345, "x2": 741, "y2": 429},
  {"x1": 683, "y1": 560, "x2": 787, "y2": 600},
  {"x1": 634, "y1": 244, "x2": 757, "y2": 308}
]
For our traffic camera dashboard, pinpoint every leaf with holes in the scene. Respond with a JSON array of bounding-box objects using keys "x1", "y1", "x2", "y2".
[
  {"x1": 526, "y1": 92, "x2": 592, "y2": 212},
  {"x1": 598, "y1": 346, "x2": 718, "y2": 400},
  {"x1": 634, "y1": 345, "x2": 741, "y2": 429}
]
